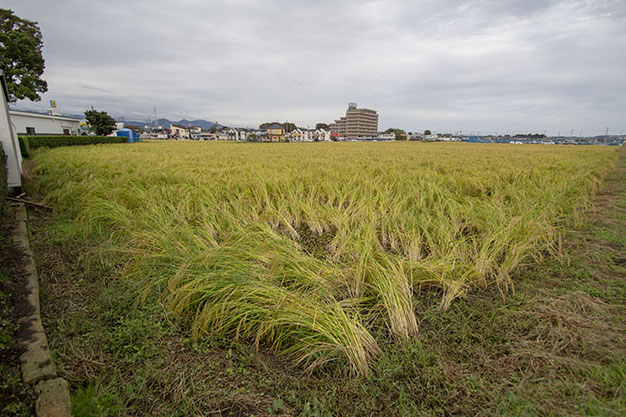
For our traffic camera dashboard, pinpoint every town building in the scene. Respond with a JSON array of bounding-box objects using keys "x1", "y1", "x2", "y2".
[
  {"x1": 148, "y1": 127, "x2": 169, "y2": 139},
  {"x1": 314, "y1": 129, "x2": 331, "y2": 142},
  {"x1": 329, "y1": 117, "x2": 346, "y2": 137},
  {"x1": 353, "y1": 133, "x2": 395, "y2": 141},
  {"x1": 228, "y1": 128, "x2": 248, "y2": 141},
  {"x1": 265, "y1": 123, "x2": 285, "y2": 142},
  {"x1": 289, "y1": 128, "x2": 311, "y2": 142},
  {"x1": 197, "y1": 131, "x2": 216, "y2": 140},
  {"x1": 284, "y1": 128, "x2": 332, "y2": 142},
  {"x1": 170, "y1": 124, "x2": 190, "y2": 139},
  {"x1": 8, "y1": 109, "x2": 81, "y2": 136},
  {"x1": 329, "y1": 103, "x2": 378, "y2": 140}
]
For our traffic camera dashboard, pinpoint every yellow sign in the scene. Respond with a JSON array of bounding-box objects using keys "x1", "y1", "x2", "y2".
[{"x1": 50, "y1": 100, "x2": 57, "y2": 108}]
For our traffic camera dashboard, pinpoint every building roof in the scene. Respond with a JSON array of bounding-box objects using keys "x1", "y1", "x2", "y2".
[{"x1": 8, "y1": 109, "x2": 82, "y2": 122}]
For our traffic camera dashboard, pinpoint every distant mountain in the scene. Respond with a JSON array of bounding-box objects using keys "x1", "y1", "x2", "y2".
[
  {"x1": 117, "y1": 117, "x2": 222, "y2": 130},
  {"x1": 177, "y1": 119, "x2": 221, "y2": 130}
]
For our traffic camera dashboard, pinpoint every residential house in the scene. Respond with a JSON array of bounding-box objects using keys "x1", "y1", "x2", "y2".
[
  {"x1": 170, "y1": 124, "x2": 190, "y2": 139},
  {"x1": 227, "y1": 128, "x2": 248, "y2": 141},
  {"x1": 313, "y1": 129, "x2": 331, "y2": 142},
  {"x1": 266, "y1": 123, "x2": 285, "y2": 142},
  {"x1": 197, "y1": 130, "x2": 216, "y2": 140},
  {"x1": 289, "y1": 128, "x2": 312, "y2": 142}
]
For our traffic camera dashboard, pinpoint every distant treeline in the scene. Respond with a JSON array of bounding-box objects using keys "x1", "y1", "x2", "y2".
[
  {"x1": 512, "y1": 134, "x2": 546, "y2": 139},
  {"x1": 258, "y1": 122, "x2": 330, "y2": 132}
]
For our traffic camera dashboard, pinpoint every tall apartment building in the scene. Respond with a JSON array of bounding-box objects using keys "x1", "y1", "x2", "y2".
[{"x1": 329, "y1": 103, "x2": 378, "y2": 140}]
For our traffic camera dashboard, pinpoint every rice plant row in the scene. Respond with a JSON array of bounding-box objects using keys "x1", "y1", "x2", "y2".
[{"x1": 31, "y1": 141, "x2": 617, "y2": 374}]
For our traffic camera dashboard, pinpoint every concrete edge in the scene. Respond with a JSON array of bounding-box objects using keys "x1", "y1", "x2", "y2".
[{"x1": 13, "y1": 203, "x2": 72, "y2": 416}]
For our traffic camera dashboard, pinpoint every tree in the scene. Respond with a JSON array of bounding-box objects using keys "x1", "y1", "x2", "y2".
[
  {"x1": 0, "y1": 9, "x2": 48, "y2": 102},
  {"x1": 124, "y1": 124, "x2": 143, "y2": 132},
  {"x1": 424, "y1": 130, "x2": 432, "y2": 135},
  {"x1": 259, "y1": 122, "x2": 278, "y2": 129},
  {"x1": 259, "y1": 122, "x2": 298, "y2": 132},
  {"x1": 84, "y1": 109, "x2": 116, "y2": 136},
  {"x1": 315, "y1": 123, "x2": 329, "y2": 130},
  {"x1": 283, "y1": 122, "x2": 296, "y2": 133},
  {"x1": 385, "y1": 128, "x2": 407, "y2": 140}
]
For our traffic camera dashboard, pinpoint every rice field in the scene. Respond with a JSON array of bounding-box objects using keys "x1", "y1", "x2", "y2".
[{"x1": 30, "y1": 141, "x2": 617, "y2": 374}]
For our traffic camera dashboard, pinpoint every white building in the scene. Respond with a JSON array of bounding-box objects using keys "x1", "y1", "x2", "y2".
[
  {"x1": 170, "y1": 124, "x2": 190, "y2": 139},
  {"x1": 313, "y1": 129, "x2": 331, "y2": 142},
  {"x1": 228, "y1": 128, "x2": 248, "y2": 141},
  {"x1": 289, "y1": 129, "x2": 309, "y2": 142},
  {"x1": 9, "y1": 109, "x2": 81, "y2": 136},
  {"x1": 1, "y1": 71, "x2": 22, "y2": 191},
  {"x1": 351, "y1": 133, "x2": 395, "y2": 141}
]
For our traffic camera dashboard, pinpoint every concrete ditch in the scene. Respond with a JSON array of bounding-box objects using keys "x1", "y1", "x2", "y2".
[{"x1": 13, "y1": 203, "x2": 72, "y2": 416}]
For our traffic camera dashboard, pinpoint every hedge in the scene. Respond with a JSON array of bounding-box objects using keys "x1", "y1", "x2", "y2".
[
  {"x1": 18, "y1": 135, "x2": 127, "y2": 158},
  {"x1": 0, "y1": 145, "x2": 6, "y2": 213}
]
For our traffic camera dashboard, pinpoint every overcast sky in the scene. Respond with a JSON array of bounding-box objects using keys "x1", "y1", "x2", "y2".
[{"x1": 5, "y1": 0, "x2": 626, "y2": 134}]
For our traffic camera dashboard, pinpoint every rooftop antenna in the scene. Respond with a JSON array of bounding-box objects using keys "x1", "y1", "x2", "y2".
[{"x1": 605, "y1": 126, "x2": 609, "y2": 137}]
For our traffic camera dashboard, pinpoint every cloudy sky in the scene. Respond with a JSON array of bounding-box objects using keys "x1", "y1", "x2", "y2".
[{"x1": 5, "y1": 0, "x2": 626, "y2": 134}]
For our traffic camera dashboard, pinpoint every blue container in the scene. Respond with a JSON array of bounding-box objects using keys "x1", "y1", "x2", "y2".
[{"x1": 117, "y1": 128, "x2": 140, "y2": 143}]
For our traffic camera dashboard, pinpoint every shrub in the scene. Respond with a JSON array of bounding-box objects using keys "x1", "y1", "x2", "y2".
[
  {"x1": 18, "y1": 135, "x2": 126, "y2": 158},
  {"x1": 0, "y1": 146, "x2": 6, "y2": 213}
]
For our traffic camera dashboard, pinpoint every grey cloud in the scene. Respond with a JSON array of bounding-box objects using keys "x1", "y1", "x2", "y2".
[{"x1": 4, "y1": 0, "x2": 626, "y2": 134}]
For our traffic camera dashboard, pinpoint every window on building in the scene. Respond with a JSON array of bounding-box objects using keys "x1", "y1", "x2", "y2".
[
  {"x1": 63, "y1": 128, "x2": 70, "y2": 135},
  {"x1": 26, "y1": 127, "x2": 36, "y2": 135}
]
